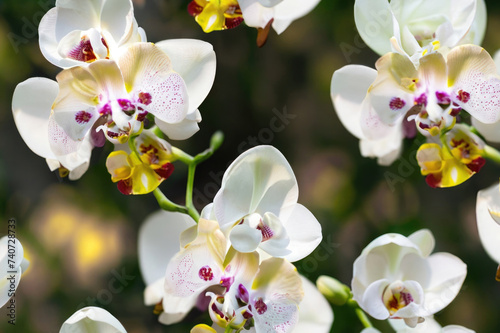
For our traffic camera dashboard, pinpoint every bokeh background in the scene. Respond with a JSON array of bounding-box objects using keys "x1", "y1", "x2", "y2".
[{"x1": 1, "y1": 0, "x2": 500, "y2": 332}]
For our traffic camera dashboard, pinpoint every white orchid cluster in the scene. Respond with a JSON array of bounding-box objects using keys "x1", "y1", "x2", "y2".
[
  {"x1": 13, "y1": 0, "x2": 216, "y2": 194},
  {"x1": 331, "y1": 0, "x2": 500, "y2": 189},
  {"x1": 7, "y1": 0, "x2": 500, "y2": 333}
]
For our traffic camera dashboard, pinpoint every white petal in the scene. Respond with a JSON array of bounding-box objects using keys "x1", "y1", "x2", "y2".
[
  {"x1": 59, "y1": 307, "x2": 127, "y2": 333},
  {"x1": 214, "y1": 145, "x2": 298, "y2": 228},
  {"x1": 229, "y1": 224, "x2": 262, "y2": 253},
  {"x1": 295, "y1": 276, "x2": 333, "y2": 333},
  {"x1": 160, "y1": 293, "x2": 199, "y2": 325},
  {"x1": 331, "y1": 65, "x2": 378, "y2": 140},
  {"x1": 258, "y1": 0, "x2": 283, "y2": 7},
  {"x1": 408, "y1": 229, "x2": 435, "y2": 258},
  {"x1": 12, "y1": 78, "x2": 58, "y2": 160},
  {"x1": 359, "y1": 121, "x2": 404, "y2": 166},
  {"x1": 155, "y1": 39, "x2": 216, "y2": 113},
  {"x1": 447, "y1": 45, "x2": 500, "y2": 124},
  {"x1": 442, "y1": 325, "x2": 476, "y2": 333},
  {"x1": 354, "y1": 0, "x2": 395, "y2": 56},
  {"x1": 144, "y1": 277, "x2": 164, "y2": 306},
  {"x1": 471, "y1": 117, "x2": 500, "y2": 143},
  {"x1": 100, "y1": 0, "x2": 135, "y2": 45},
  {"x1": 389, "y1": 316, "x2": 443, "y2": 333},
  {"x1": 280, "y1": 204, "x2": 322, "y2": 262},
  {"x1": 423, "y1": 253, "x2": 467, "y2": 314},
  {"x1": 359, "y1": 279, "x2": 391, "y2": 320},
  {"x1": 118, "y1": 43, "x2": 189, "y2": 124},
  {"x1": 476, "y1": 184, "x2": 500, "y2": 264},
  {"x1": 164, "y1": 219, "x2": 225, "y2": 298},
  {"x1": 272, "y1": 0, "x2": 321, "y2": 34},
  {"x1": 156, "y1": 109, "x2": 201, "y2": 141},
  {"x1": 138, "y1": 210, "x2": 197, "y2": 286},
  {"x1": 239, "y1": 0, "x2": 275, "y2": 29}
]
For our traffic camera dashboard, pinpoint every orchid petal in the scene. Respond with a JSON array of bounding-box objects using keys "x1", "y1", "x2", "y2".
[
  {"x1": 156, "y1": 109, "x2": 201, "y2": 140},
  {"x1": 272, "y1": 0, "x2": 321, "y2": 35},
  {"x1": 118, "y1": 43, "x2": 189, "y2": 124},
  {"x1": 164, "y1": 219, "x2": 225, "y2": 298},
  {"x1": 230, "y1": 224, "x2": 263, "y2": 253},
  {"x1": 295, "y1": 276, "x2": 333, "y2": 332},
  {"x1": 139, "y1": 210, "x2": 197, "y2": 286},
  {"x1": 360, "y1": 279, "x2": 391, "y2": 320},
  {"x1": 238, "y1": 0, "x2": 275, "y2": 29},
  {"x1": 160, "y1": 293, "x2": 199, "y2": 325},
  {"x1": 331, "y1": 65, "x2": 377, "y2": 140},
  {"x1": 12, "y1": 78, "x2": 58, "y2": 160},
  {"x1": 155, "y1": 39, "x2": 216, "y2": 112},
  {"x1": 476, "y1": 184, "x2": 500, "y2": 264},
  {"x1": 59, "y1": 307, "x2": 127, "y2": 333},
  {"x1": 447, "y1": 45, "x2": 500, "y2": 124},
  {"x1": 408, "y1": 229, "x2": 435, "y2": 258},
  {"x1": 214, "y1": 145, "x2": 298, "y2": 228},
  {"x1": 279, "y1": 204, "x2": 322, "y2": 262},
  {"x1": 354, "y1": 0, "x2": 395, "y2": 56},
  {"x1": 423, "y1": 253, "x2": 467, "y2": 314}
]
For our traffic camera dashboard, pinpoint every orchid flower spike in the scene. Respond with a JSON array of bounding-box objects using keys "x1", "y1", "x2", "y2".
[
  {"x1": 354, "y1": 0, "x2": 487, "y2": 65},
  {"x1": 202, "y1": 145, "x2": 322, "y2": 262},
  {"x1": 39, "y1": 0, "x2": 146, "y2": 68},
  {"x1": 352, "y1": 229, "x2": 467, "y2": 328}
]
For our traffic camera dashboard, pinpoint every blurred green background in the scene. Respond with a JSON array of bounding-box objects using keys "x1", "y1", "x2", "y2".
[{"x1": 1, "y1": 0, "x2": 500, "y2": 332}]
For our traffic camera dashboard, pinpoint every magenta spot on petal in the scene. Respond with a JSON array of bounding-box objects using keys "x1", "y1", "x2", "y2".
[
  {"x1": 257, "y1": 225, "x2": 274, "y2": 241},
  {"x1": 254, "y1": 298, "x2": 267, "y2": 315},
  {"x1": 220, "y1": 276, "x2": 235, "y2": 291},
  {"x1": 75, "y1": 111, "x2": 92, "y2": 124},
  {"x1": 118, "y1": 99, "x2": 135, "y2": 112},
  {"x1": 67, "y1": 39, "x2": 95, "y2": 62},
  {"x1": 99, "y1": 103, "x2": 112, "y2": 116},
  {"x1": 457, "y1": 90, "x2": 471, "y2": 103},
  {"x1": 414, "y1": 93, "x2": 427, "y2": 106},
  {"x1": 389, "y1": 97, "x2": 406, "y2": 110},
  {"x1": 436, "y1": 91, "x2": 451, "y2": 104},
  {"x1": 401, "y1": 291, "x2": 414, "y2": 305},
  {"x1": 138, "y1": 92, "x2": 152, "y2": 105},
  {"x1": 198, "y1": 266, "x2": 214, "y2": 282},
  {"x1": 238, "y1": 284, "x2": 249, "y2": 304},
  {"x1": 136, "y1": 111, "x2": 149, "y2": 122}
]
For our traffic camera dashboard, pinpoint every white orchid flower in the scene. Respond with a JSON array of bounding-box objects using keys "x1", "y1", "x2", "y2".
[
  {"x1": 365, "y1": 45, "x2": 500, "y2": 137},
  {"x1": 138, "y1": 210, "x2": 197, "y2": 325},
  {"x1": 238, "y1": 0, "x2": 321, "y2": 35},
  {"x1": 0, "y1": 236, "x2": 29, "y2": 308},
  {"x1": 163, "y1": 218, "x2": 303, "y2": 331},
  {"x1": 12, "y1": 77, "x2": 95, "y2": 180},
  {"x1": 203, "y1": 145, "x2": 322, "y2": 262},
  {"x1": 331, "y1": 65, "x2": 404, "y2": 166},
  {"x1": 354, "y1": 0, "x2": 486, "y2": 65},
  {"x1": 59, "y1": 307, "x2": 127, "y2": 333},
  {"x1": 476, "y1": 183, "x2": 500, "y2": 278},
  {"x1": 39, "y1": 0, "x2": 146, "y2": 69},
  {"x1": 389, "y1": 316, "x2": 475, "y2": 333},
  {"x1": 352, "y1": 229, "x2": 467, "y2": 328}
]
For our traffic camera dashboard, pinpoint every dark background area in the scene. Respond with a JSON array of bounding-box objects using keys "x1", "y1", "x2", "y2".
[{"x1": 1, "y1": 0, "x2": 500, "y2": 332}]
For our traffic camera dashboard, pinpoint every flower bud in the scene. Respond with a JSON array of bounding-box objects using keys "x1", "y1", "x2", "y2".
[{"x1": 316, "y1": 275, "x2": 351, "y2": 306}]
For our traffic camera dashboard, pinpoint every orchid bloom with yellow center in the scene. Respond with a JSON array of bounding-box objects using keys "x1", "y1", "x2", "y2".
[
  {"x1": 106, "y1": 130, "x2": 175, "y2": 195},
  {"x1": 188, "y1": 0, "x2": 244, "y2": 33},
  {"x1": 416, "y1": 125, "x2": 485, "y2": 188}
]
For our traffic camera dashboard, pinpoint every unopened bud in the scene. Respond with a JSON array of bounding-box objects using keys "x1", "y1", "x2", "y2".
[
  {"x1": 316, "y1": 275, "x2": 351, "y2": 306},
  {"x1": 210, "y1": 131, "x2": 224, "y2": 152}
]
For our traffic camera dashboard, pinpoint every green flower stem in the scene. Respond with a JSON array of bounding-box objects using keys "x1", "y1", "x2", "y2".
[
  {"x1": 152, "y1": 188, "x2": 203, "y2": 221},
  {"x1": 185, "y1": 162, "x2": 200, "y2": 222},
  {"x1": 224, "y1": 326, "x2": 234, "y2": 333},
  {"x1": 154, "y1": 131, "x2": 224, "y2": 222},
  {"x1": 348, "y1": 300, "x2": 373, "y2": 329},
  {"x1": 484, "y1": 145, "x2": 500, "y2": 164}
]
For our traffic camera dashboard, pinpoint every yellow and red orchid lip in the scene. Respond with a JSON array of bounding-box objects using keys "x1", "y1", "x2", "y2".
[
  {"x1": 417, "y1": 139, "x2": 485, "y2": 188},
  {"x1": 188, "y1": 0, "x2": 243, "y2": 33}
]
